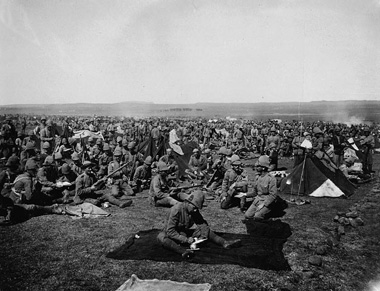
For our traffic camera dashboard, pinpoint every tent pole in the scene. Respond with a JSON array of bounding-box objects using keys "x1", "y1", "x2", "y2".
[{"x1": 297, "y1": 154, "x2": 307, "y2": 198}]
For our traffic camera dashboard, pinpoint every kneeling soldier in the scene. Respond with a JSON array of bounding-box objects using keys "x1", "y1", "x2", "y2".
[{"x1": 244, "y1": 155, "x2": 277, "y2": 220}]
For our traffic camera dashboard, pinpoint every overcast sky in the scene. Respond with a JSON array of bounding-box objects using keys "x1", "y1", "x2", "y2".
[{"x1": 1, "y1": 0, "x2": 379, "y2": 105}]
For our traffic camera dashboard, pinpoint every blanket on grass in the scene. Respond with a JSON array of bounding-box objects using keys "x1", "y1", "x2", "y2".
[
  {"x1": 107, "y1": 221, "x2": 291, "y2": 271},
  {"x1": 116, "y1": 274, "x2": 211, "y2": 291}
]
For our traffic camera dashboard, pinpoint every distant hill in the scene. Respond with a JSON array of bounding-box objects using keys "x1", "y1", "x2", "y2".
[{"x1": 0, "y1": 100, "x2": 379, "y2": 123}]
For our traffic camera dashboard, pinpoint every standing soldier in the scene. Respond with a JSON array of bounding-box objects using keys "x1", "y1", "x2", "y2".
[
  {"x1": 331, "y1": 126, "x2": 346, "y2": 168},
  {"x1": 40, "y1": 120, "x2": 56, "y2": 151},
  {"x1": 291, "y1": 129, "x2": 305, "y2": 167},
  {"x1": 360, "y1": 127, "x2": 375, "y2": 174}
]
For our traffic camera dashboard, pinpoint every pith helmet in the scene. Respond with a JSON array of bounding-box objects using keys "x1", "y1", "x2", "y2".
[
  {"x1": 144, "y1": 156, "x2": 152, "y2": 165},
  {"x1": 257, "y1": 155, "x2": 270, "y2": 168},
  {"x1": 25, "y1": 159, "x2": 38, "y2": 171},
  {"x1": 185, "y1": 190, "x2": 205, "y2": 210},
  {"x1": 61, "y1": 163, "x2": 71, "y2": 174},
  {"x1": 218, "y1": 146, "x2": 228, "y2": 155},
  {"x1": 71, "y1": 152, "x2": 80, "y2": 161},
  {"x1": 230, "y1": 154, "x2": 241, "y2": 166},
  {"x1": 6, "y1": 156, "x2": 20, "y2": 167},
  {"x1": 157, "y1": 161, "x2": 169, "y2": 172}
]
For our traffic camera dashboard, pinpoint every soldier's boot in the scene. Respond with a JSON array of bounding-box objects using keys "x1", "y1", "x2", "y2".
[
  {"x1": 35, "y1": 204, "x2": 64, "y2": 215},
  {"x1": 240, "y1": 196, "x2": 247, "y2": 212},
  {"x1": 104, "y1": 194, "x2": 132, "y2": 208},
  {"x1": 208, "y1": 230, "x2": 242, "y2": 249}
]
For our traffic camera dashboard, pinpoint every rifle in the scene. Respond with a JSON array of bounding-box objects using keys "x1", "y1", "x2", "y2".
[
  {"x1": 169, "y1": 183, "x2": 204, "y2": 194},
  {"x1": 93, "y1": 160, "x2": 133, "y2": 188}
]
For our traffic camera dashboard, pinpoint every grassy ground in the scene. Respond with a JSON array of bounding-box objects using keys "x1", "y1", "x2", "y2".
[{"x1": 1, "y1": 155, "x2": 380, "y2": 291}]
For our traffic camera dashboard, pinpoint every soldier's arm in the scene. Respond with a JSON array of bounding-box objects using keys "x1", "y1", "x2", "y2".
[
  {"x1": 75, "y1": 176, "x2": 92, "y2": 197},
  {"x1": 166, "y1": 207, "x2": 189, "y2": 243},
  {"x1": 152, "y1": 177, "x2": 168, "y2": 199},
  {"x1": 221, "y1": 171, "x2": 229, "y2": 194}
]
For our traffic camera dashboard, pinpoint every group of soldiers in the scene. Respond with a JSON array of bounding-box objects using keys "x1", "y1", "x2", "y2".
[{"x1": 0, "y1": 114, "x2": 378, "y2": 259}]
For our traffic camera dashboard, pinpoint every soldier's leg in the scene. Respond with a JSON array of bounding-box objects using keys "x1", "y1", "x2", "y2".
[
  {"x1": 157, "y1": 231, "x2": 186, "y2": 255},
  {"x1": 102, "y1": 193, "x2": 132, "y2": 208},
  {"x1": 208, "y1": 230, "x2": 241, "y2": 249},
  {"x1": 244, "y1": 197, "x2": 261, "y2": 219},
  {"x1": 120, "y1": 181, "x2": 135, "y2": 196},
  {"x1": 155, "y1": 197, "x2": 179, "y2": 207},
  {"x1": 220, "y1": 192, "x2": 233, "y2": 209}
]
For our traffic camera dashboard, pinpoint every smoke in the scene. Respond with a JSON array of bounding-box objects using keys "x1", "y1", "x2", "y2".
[{"x1": 329, "y1": 112, "x2": 371, "y2": 126}]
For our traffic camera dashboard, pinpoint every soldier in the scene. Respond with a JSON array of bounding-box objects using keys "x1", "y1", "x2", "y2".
[
  {"x1": 40, "y1": 120, "x2": 56, "y2": 151},
  {"x1": 360, "y1": 127, "x2": 375, "y2": 174},
  {"x1": 312, "y1": 127, "x2": 324, "y2": 152},
  {"x1": 159, "y1": 148, "x2": 179, "y2": 180},
  {"x1": 331, "y1": 126, "x2": 346, "y2": 168},
  {"x1": 132, "y1": 156, "x2": 153, "y2": 193},
  {"x1": 291, "y1": 129, "x2": 305, "y2": 167},
  {"x1": 187, "y1": 148, "x2": 207, "y2": 180},
  {"x1": 34, "y1": 116, "x2": 47, "y2": 137},
  {"x1": 244, "y1": 155, "x2": 278, "y2": 221},
  {"x1": 220, "y1": 154, "x2": 248, "y2": 210},
  {"x1": 58, "y1": 137, "x2": 73, "y2": 160},
  {"x1": 1, "y1": 159, "x2": 63, "y2": 224},
  {"x1": 74, "y1": 161, "x2": 132, "y2": 208},
  {"x1": 37, "y1": 156, "x2": 59, "y2": 202},
  {"x1": 157, "y1": 190, "x2": 241, "y2": 260},
  {"x1": 107, "y1": 149, "x2": 134, "y2": 197},
  {"x1": 123, "y1": 141, "x2": 144, "y2": 181},
  {"x1": 70, "y1": 152, "x2": 83, "y2": 176},
  {"x1": 206, "y1": 146, "x2": 229, "y2": 194},
  {"x1": 22, "y1": 130, "x2": 37, "y2": 150},
  {"x1": 149, "y1": 161, "x2": 179, "y2": 207},
  {"x1": 97, "y1": 143, "x2": 112, "y2": 178},
  {"x1": 20, "y1": 142, "x2": 38, "y2": 170},
  {"x1": 56, "y1": 163, "x2": 77, "y2": 203}
]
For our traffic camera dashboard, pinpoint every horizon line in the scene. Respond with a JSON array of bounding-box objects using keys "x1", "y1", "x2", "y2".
[{"x1": 1, "y1": 99, "x2": 379, "y2": 107}]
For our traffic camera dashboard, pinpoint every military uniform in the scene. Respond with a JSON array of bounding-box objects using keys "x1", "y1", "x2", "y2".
[
  {"x1": 107, "y1": 160, "x2": 134, "y2": 197},
  {"x1": 244, "y1": 172, "x2": 277, "y2": 220},
  {"x1": 149, "y1": 174, "x2": 178, "y2": 207},
  {"x1": 220, "y1": 168, "x2": 248, "y2": 209}
]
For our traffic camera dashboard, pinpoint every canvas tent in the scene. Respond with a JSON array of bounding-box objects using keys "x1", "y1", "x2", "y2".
[{"x1": 280, "y1": 154, "x2": 356, "y2": 198}]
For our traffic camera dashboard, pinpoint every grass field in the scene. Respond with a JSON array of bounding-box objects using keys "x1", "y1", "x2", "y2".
[{"x1": 1, "y1": 155, "x2": 380, "y2": 291}]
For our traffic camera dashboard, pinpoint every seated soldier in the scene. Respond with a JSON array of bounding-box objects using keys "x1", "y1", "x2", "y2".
[
  {"x1": 159, "y1": 148, "x2": 179, "y2": 181},
  {"x1": 157, "y1": 190, "x2": 241, "y2": 260},
  {"x1": 206, "y1": 146, "x2": 229, "y2": 195},
  {"x1": 339, "y1": 152, "x2": 369, "y2": 183},
  {"x1": 244, "y1": 155, "x2": 278, "y2": 221},
  {"x1": 220, "y1": 154, "x2": 248, "y2": 210},
  {"x1": 108, "y1": 149, "x2": 135, "y2": 197},
  {"x1": 74, "y1": 161, "x2": 132, "y2": 208},
  {"x1": 2, "y1": 158, "x2": 63, "y2": 224},
  {"x1": 187, "y1": 148, "x2": 207, "y2": 180},
  {"x1": 132, "y1": 156, "x2": 152, "y2": 193},
  {"x1": 56, "y1": 163, "x2": 78, "y2": 203},
  {"x1": 149, "y1": 161, "x2": 179, "y2": 207}
]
